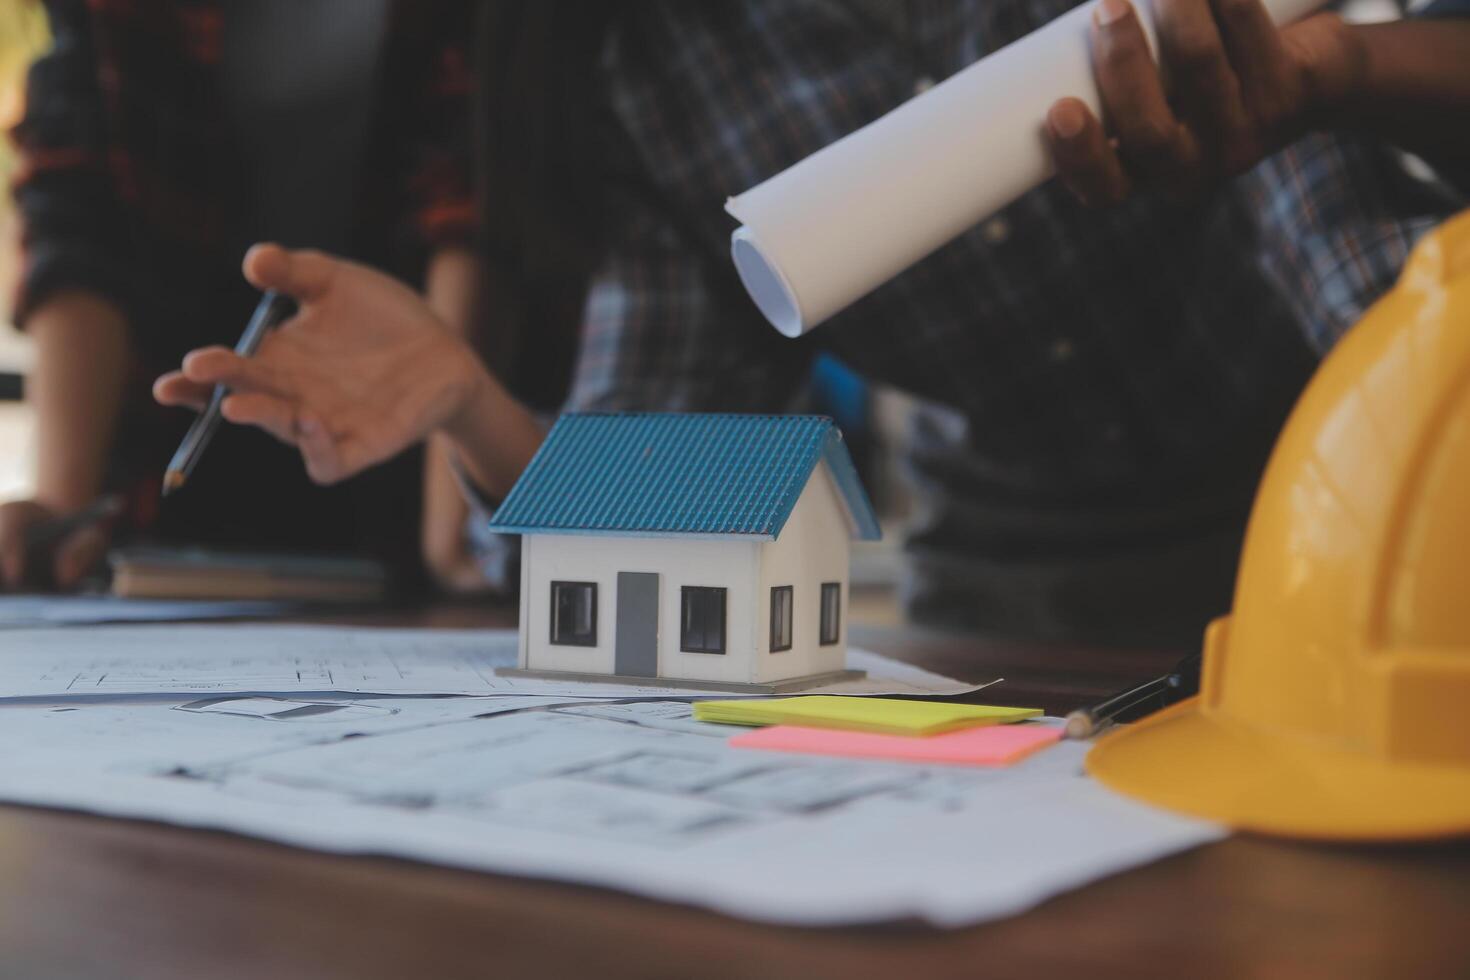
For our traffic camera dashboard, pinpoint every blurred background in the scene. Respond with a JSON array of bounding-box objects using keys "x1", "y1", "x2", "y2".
[
  {"x1": 0, "y1": 0, "x2": 1410, "y2": 621},
  {"x1": 0, "y1": 0, "x2": 47, "y2": 501},
  {"x1": 0, "y1": 1, "x2": 914, "y2": 618}
]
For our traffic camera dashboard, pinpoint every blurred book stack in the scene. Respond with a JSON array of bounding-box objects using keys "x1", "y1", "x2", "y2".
[{"x1": 110, "y1": 547, "x2": 387, "y2": 603}]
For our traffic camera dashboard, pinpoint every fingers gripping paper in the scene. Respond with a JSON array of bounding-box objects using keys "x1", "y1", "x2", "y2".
[{"x1": 725, "y1": 0, "x2": 1328, "y2": 336}]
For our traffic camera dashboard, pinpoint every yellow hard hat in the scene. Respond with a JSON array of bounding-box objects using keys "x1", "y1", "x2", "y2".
[{"x1": 1087, "y1": 211, "x2": 1470, "y2": 841}]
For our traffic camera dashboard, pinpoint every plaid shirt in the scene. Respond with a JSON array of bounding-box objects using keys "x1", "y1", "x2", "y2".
[
  {"x1": 10, "y1": 0, "x2": 475, "y2": 355},
  {"x1": 558, "y1": 0, "x2": 1464, "y2": 642}
]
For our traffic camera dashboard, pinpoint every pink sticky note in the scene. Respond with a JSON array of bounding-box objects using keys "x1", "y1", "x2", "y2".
[{"x1": 729, "y1": 722, "x2": 1063, "y2": 767}]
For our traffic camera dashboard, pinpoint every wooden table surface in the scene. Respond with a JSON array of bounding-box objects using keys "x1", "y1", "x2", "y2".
[{"x1": 1, "y1": 604, "x2": 1466, "y2": 980}]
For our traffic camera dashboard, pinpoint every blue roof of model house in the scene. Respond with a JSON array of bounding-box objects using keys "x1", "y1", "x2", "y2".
[{"x1": 488, "y1": 414, "x2": 881, "y2": 540}]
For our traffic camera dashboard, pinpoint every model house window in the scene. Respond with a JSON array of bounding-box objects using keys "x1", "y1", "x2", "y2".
[
  {"x1": 820, "y1": 582, "x2": 841, "y2": 645},
  {"x1": 680, "y1": 586, "x2": 726, "y2": 654},
  {"x1": 550, "y1": 581, "x2": 597, "y2": 646},
  {"x1": 770, "y1": 585, "x2": 794, "y2": 652}
]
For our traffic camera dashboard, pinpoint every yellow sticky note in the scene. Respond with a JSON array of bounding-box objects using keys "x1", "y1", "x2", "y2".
[{"x1": 692, "y1": 696, "x2": 1042, "y2": 737}]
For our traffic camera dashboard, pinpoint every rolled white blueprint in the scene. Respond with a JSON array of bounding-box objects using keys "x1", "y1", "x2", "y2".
[{"x1": 726, "y1": 0, "x2": 1328, "y2": 337}]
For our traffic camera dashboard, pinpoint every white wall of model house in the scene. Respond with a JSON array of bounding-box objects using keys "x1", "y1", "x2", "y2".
[
  {"x1": 519, "y1": 533, "x2": 760, "y2": 684},
  {"x1": 517, "y1": 462, "x2": 854, "y2": 684},
  {"x1": 754, "y1": 466, "x2": 851, "y2": 683}
]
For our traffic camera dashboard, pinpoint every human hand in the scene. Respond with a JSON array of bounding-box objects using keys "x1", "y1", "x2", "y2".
[
  {"x1": 154, "y1": 245, "x2": 496, "y2": 487},
  {"x1": 0, "y1": 499, "x2": 113, "y2": 591},
  {"x1": 1045, "y1": 0, "x2": 1364, "y2": 205}
]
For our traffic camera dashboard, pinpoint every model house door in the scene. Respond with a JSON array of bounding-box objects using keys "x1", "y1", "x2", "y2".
[{"x1": 615, "y1": 572, "x2": 660, "y2": 677}]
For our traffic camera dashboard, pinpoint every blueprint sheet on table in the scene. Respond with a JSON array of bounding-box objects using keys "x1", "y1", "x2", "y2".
[
  {"x1": 0, "y1": 625, "x2": 983, "y2": 699},
  {"x1": 0, "y1": 595, "x2": 290, "y2": 628},
  {"x1": 0, "y1": 694, "x2": 1223, "y2": 927}
]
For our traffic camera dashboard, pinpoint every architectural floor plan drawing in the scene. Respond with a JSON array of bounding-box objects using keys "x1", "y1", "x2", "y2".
[
  {"x1": 0, "y1": 695, "x2": 1222, "y2": 926},
  {"x1": 205, "y1": 709, "x2": 932, "y2": 848},
  {"x1": 0, "y1": 625, "x2": 982, "y2": 700}
]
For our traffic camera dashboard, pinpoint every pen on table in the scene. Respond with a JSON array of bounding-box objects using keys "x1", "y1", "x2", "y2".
[
  {"x1": 22, "y1": 494, "x2": 126, "y2": 552},
  {"x1": 1064, "y1": 652, "x2": 1203, "y2": 740},
  {"x1": 162, "y1": 290, "x2": 295, "y2": 497}
]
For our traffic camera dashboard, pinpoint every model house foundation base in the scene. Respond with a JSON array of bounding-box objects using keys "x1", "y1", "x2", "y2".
[{"x1": 494, "y1": 666, "x2": 866, "y2": 695}]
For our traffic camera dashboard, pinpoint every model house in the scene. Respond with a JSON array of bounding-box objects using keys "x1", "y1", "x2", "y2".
[{"x1": 489, "y1": 413, "x2": 882, "y2": 692}]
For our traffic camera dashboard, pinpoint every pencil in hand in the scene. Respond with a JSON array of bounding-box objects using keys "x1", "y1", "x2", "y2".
[{"x1": 163, "y1": 291, "x2": 295, "y2": 497}]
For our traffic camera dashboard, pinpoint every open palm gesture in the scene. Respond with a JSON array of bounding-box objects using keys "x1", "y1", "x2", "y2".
[{"x1": 155, "y1": 244, "x2": 530, "y2": 491}]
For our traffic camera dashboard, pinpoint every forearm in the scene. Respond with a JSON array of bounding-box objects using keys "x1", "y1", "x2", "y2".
[
  {"x1": 423, "y1": 247, "x2": 479, "y2": 334},
  {"x1": 1333, "y1": 22, "x2": 1470, "y2": 168},
  {"x1": 424, "y1": 246, "x2": 541, "y2": 525},
  {"x1": 26, "y1": 292, "x2": 132, "y2": 511},
  {"x1": 442, "y1": 366, "x2": 545, "y2": 505},
  {"x1": 421, "y1": 247, "x2": 483, "y2": 583}
]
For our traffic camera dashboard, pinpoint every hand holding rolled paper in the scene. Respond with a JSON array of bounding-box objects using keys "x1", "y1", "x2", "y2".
[
  {"x1": 726, "y1": 0, "x2": 1335, "y2": 337},
  {"x1": 1047, "y1": 0, "x2": 1363, "y2": 206}
]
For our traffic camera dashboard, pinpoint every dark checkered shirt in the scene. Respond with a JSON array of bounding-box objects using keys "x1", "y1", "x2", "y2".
[{"x1": 561, "y1": 0, "x2": 1465, "y2": 643}]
